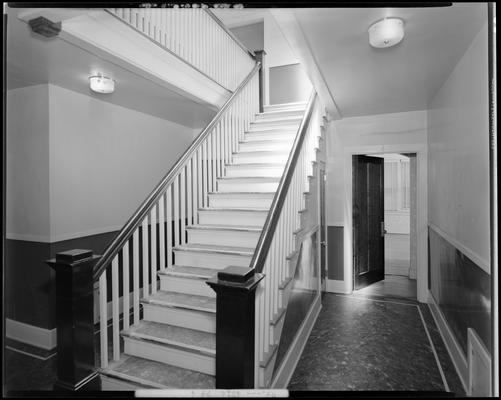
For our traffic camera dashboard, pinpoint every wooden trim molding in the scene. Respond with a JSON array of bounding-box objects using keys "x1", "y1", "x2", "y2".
[
  {"x1": 6, "y1": 318, "x2": 57, "y2": 350},
  {"x1": 325, "y1": 279, "x2": 350, "y2": 294}
]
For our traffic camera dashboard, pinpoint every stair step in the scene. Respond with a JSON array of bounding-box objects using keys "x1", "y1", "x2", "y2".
[
  {"x1": 158, "y1": 265, "x2": 216, "y2": 298},
  {"x1": 100, "y1": 355, "x2": 215, "y2": 389},
  {"x1": 255, "y1": 109, "x2": 306, "y2": 120},
  {"x1": 251, "y1": 115, "x2": 302, "y2": 127},
  {"x1": 141, "y1": 290, "x2": 216, "y2": 333},
  {"x1": 244, "y1": 130, "x2": 296, "y2": 141},
  {"x1": 217, "y1": 176, "x2": 280, "y2": 193},
  {"x1": 198, "y1": 207, "x2": 269, "y2": 226},
  {"x1": 239, "y1": 138, "x2": 294, "y2": 152},
  {"x1": 248, "y1": 123, "x2": 300, "y2": 133},
  {"x1": 121, "y1": 321, "x2": 215, "y2": 375},
  {"x1": 232, "y1": 150, "x2": 290, "y2": 164},
  {"x1": 187, "y1": 224, "x2": 262, "y2": 248},
  {"x1": 208, "y1": 192, "x2": 274, "y2": 208},
  {"x1": 225, "y1": 163, "x2": 285, "y2": 178},
  {"x1": 173, "y1": 243, "x2": 254, "y2": 269},
  {"x1": 263, "y1": 101, "x2": 307, "y2": 113}
]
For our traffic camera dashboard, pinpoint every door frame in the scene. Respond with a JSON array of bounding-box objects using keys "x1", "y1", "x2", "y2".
[{"x1": 342, "y1": 144, "x2": 428, "y2": 303}]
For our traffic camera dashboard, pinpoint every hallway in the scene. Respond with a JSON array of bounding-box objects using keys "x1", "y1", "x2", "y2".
[{"x1": 288, "y1": 292, "x2": 465, "y2": 394}]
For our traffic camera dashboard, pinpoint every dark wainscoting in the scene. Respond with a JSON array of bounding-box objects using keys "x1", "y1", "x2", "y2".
[
  {"x1": 428, "y1": 226, "x2": 491, "y2": 354},
  {"x1": 327, "y1": 226, "x2": 344, "y2": 281},
  {"x1": 5, "y1": 231, "x2": 119, "y2": 330}
]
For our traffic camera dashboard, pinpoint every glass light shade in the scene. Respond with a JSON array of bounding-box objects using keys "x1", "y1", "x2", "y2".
[
  {"x1": 89, "y1": 75, "x2": 115, "y2": 94},
  {"x1": 368, "y1": 18, "x2": 405, "y2": 48}
]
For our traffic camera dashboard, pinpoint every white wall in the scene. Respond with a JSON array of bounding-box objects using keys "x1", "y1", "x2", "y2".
[
  {"x1": 427, "y1": 22, "x2": 490, "y2": 273},
  {"x1": 6, "y1": 85, "x2": 51, "y2": 241},
  {"x1": 7, "y1": 84, "x2": 197, "y2": 242}
]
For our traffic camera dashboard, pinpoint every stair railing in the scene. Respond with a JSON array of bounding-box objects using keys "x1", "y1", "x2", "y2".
[
  {"x1": 250, "y1": 91, "x2": 321, "y2": 387},
  {"x1": 93, "y1": 63, "x2": 260, "y2": 370},
  {"x1": 106, "y1": 7, "x2": 256, "y2": 91}
]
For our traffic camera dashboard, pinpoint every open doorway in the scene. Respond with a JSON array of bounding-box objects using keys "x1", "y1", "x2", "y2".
[{"x1": 352, "y1": 153, "x2": 417, "y2": 300}]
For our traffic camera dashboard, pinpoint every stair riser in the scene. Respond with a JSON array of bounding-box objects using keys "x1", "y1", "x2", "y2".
[
  {"x1": 244, "y1": 132, "x2": 296, "y2": 141},
  {"x1": 188, "y1": 229, "x2": 261, "y2": 248},
  {"x1": 217, "y1": 180, "x2": 279, "y2": 193},
  {"x1": 208, "y1": 194, "x2": 273, "y2": 209},
  {"x1": 263, "y1": 103, "x2": 307, "y2": 113},
  {"x1": 174, "y1": 250, "x2": 252, "y2": 269},
  {"x1": 199, "y1": 211, "x2": 267, "y2": 226},
  {"x1": 159, "y1": 275, "x2": 215, "y2": 298},
  {"x1": 225, "y1": 166, "x2": 284, "y2": 178},
  {"x1": 143, "y1": 303, "x2": 216, "y2": 333},
  {"x1": 271, "y1": 315, "x2": 286, "y2": 345},
  {"x1": 258, "y1": 351, "x2": 278, "y2": 388},
  {"x1": 232, "y1": 153, "x2": 289, "y2": 164},
  {"x1": 123, "y1": 337, "x2": 215, "y2": 375},
  {"x1": 255, "y1": 110, "x2": 305, "y2": 120},
  {"x1": 250, "y1": 119, "x2": 301, "y2": 129},
  {"x1": 249, "y1": 124, "x2": 299, "y2": 132},
  {"x1": 239, "y1": 141, "x2": 293, "y2": 152}
]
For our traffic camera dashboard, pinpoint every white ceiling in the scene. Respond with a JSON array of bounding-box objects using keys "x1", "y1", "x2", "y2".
[
  {"x1": 215, "y1": 4, "x2": 487, "y2": 118},
  {"x1": 6, "y1": 6, "x2": 215, "y2": 129}
]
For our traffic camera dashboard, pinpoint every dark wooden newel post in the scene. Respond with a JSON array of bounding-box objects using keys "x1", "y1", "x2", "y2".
[
  {"x1": 46, "y1": 249, "x2": 101, "y2": 391},
  {"x1": 254, "y1": 50, "x2": 266, "y2": 113},
  {"x1": 206, "y1": 266, "x2": 264, "y2": 389}
]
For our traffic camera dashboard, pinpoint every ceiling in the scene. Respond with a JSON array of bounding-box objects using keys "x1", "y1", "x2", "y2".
[
  {"x1": 215, "y1": 4, "x2": 487, "y2": 118},
  {"x1": 6, "y1": 6, "x2": 215, "y2": 129}
]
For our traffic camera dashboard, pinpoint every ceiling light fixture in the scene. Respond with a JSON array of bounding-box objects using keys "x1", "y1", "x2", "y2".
[
  {"x1": 368, "y1": 17, "x2": 405, "y2": 48},
  {"x1": 89, "y1": 74, "x2": 115, "y2": 94}
]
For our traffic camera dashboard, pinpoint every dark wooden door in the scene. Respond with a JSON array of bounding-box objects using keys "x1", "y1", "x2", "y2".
[{"x1": 353, "y1": 155, "x2": 385, "y2": 290}]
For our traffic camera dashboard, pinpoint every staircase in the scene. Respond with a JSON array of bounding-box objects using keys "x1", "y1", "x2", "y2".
[{"x1": 99, "y1": 101, "x2": 309, "y2": 389}]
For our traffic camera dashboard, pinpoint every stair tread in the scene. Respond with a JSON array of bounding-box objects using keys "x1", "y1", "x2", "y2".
[
  {"x1": 158, "y1": 265, "x2": 217, "y2": 279},
  {"x1": 241, "y1": 138, "x2": 295, "y2": 144},
  {"x1": 122, "y1": 320, "x2": 215, "y2": 354},
  {"x1": 101, "y1": 355, "x2": 214, "y2": 389},
  {"x1": 245, "y1": 127, "x2": 298, "y2": 134},
  {"x1": 173, "y1": 243, "x2": 255, "y2": 256},
  {"x1": 233, "y1": 149, "x2": 290, "y2": 155},
  {"x1": 142, "y1": 290, "x2": 216, "y2": 313},
  {"x1": 199, "y1": 207, "x2": 269, "y2": 212},
  {"x1": 226, "y1": 162, "x2": 286, "y2": 167},
  {"x1": 218, "y1": 176, "x2": 280, "y2": 182},
  {"x1": 186, "y1": 224, "x2": 262, "y2": 232},
  {"x1": 251, "y1": 116, "x2": 302, "y2": 124}
]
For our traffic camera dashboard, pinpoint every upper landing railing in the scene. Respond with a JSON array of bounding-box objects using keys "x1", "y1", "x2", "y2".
[{"x1": 106, "y1": 7, "x2": 256, "y2": 91}]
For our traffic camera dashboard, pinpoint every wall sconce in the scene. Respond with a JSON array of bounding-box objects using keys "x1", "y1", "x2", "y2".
[{"x1": 89, "y1": 75, "x2": 115, "y2": 94}]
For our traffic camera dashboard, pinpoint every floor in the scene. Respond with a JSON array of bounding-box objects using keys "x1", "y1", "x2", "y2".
[
  {"x1": 385, "y1": 233, "x2": 410, "y2": 277},
  {"x1": 288, "y1": 287, "x2": 465, "y2": 395}
]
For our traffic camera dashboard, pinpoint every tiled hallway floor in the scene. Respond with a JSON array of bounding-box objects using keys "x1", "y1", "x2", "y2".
[{"x1": 288, "y1": 292, "x2": 465, "y2": 395}]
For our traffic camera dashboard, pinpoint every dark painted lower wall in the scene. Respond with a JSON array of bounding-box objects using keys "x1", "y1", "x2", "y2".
[
  {"x1": 5, "y1": 231, "x2": 118, "y2": 330},
  {"x1": 428, "y1": 226, "x2": 491, "y2": 355},
  {"x1": 327, "y1": 226, "x2": 344, "y2": 281}
]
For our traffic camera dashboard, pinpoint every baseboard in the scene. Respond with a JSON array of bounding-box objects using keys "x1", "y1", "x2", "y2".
[
  {"x1": 6, "y1": 318, "x2": 57, "y2": 350},
  {"x1": 427, "y1": 291, "x2": 468, "y2": 393},
  {"x1": 326, "y1": 279, "x2": 350, "y2": 294},
  {"x1": 271, "y1": 294, "x2": 321, "y2": 388}
]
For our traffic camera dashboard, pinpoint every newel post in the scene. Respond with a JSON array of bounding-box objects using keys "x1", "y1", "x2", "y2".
[
  {"x1": 206, "y1": 266, "x2": 264, "y2": 388},
  {"x1": 254, "y1": 50, "x2": 267, "y2": 113},
  {"x1": 46, "y1": 249, "x2": 101, "y2": 391}
]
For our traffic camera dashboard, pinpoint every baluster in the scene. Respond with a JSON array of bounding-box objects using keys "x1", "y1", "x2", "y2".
[
  {"x1": 211, "y1": 131, "x2": 217, "y2": 191},
  {"x1": 123, "y1": 242, "x2": 130, "y2": 330},
  {"x1": 99, "y1": 273, "x2": 108, "y2": 368},
  {"x1": 180, "y1": 167, "x2": 186, "y2": 245},
  {"x1": 142, "y1": 216, "x2": 149, "y2": 298},
  {"x1": 173, "y1": 175, "x2": 180, "y2": 246},
  {"x1": 133, "y1": 228, "x2": 140, "y2": 325},
  {"x1": 197, "y1": 149, "x2": 203, "y2": 213},
  {"x1": 159, "y1": 194, "x2": 166, "y2": 270},
  {"x1": 207, "y1": 134, "x2": 213, "y2": 195},
  {"x1": 150, "y1": 205, "x2": 157, "y2": 294},
  {"x1": 112, "y1": 256, "x2": 120, "y2": 361},
  {"x1": 215, "y1": 124, "x2": 221, "y2": 178},
  {"x1": 202, "y1": 141, "x2": 208, "y2": 207},
  {"x1": 187, "y1": 159, "x2": 193, "y2": 226}
]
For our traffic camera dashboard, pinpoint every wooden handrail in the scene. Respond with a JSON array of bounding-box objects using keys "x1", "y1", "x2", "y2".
[
  {"x1": 249, "y1": 90, "x2": 317, "y2": 274},
  {"x1": 93, "y1": 62, "x2": 261, "y2": 281}
]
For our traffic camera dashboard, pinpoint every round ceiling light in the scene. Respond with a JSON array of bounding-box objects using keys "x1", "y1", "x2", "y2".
[
  {"x1": 368, "y1": 17, "x2": 405, "y2": 48},
  {"x1": 89, "y1": 75, "x2": 115, "y2": 94}
]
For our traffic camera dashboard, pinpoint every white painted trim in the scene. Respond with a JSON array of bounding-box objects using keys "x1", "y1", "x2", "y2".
[
  {"x1": 327, "y1": 221, "x2": 344, "y2": 227},
  {"x1": 271, "y1": 295, "x2": 321, "y2": 388},
  {"x1": 467, "y1": 327, "x2": 492, "y2": 396},
  {"x1": 6, "y1": 318, "x2": 57, "y2": 350},
  {"x1": 428, "y1": 223, "x2": 490, "y2": 274},
  {"x1": 342, "y1": 143, "x2": 428, "y2": 302},
  {"x1": 6, "y1": 225, "x2": 122, "y2": 243},
  {"x1": 427, "y1": 291, "x2": 469, "y2": 393},
  {"x1": 325, "y1": 279, "x2": 350, "y2": 294}
]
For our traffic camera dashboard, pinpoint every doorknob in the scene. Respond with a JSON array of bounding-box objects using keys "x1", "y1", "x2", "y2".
[{"x1": 381, "y1": 222, "x2": 387, "y2": 237}]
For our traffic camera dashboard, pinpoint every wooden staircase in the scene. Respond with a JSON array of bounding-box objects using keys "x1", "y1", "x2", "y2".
[{"x1": 99, "y1": 101, "x2": 316, "y2": 389}]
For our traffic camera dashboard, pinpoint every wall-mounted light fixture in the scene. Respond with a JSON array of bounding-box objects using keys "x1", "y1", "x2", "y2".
[
  {"x1": 89, "y1": 74, "x2": 115, "y2": 94},
  {"x1": 368, "y1": 17, "x2": 405, "y2": 48}
]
